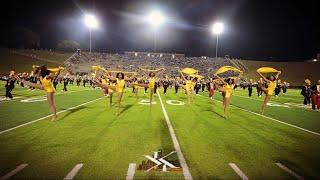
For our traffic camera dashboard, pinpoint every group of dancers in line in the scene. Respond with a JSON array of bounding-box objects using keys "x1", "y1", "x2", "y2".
[{"x1": 2, "y1": 65, "x2": 284, "y2": 120}]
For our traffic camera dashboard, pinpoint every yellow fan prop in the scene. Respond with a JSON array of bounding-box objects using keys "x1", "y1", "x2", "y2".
[
  {"x1": 190, "y1": 74, "x2": 204, "y2": 79},
  {"x1": 181, "y1": 68, "x2": 198, "y2": 75},
  {"x1": 141, "y1": 68, "x2": 164, "y2": 72},
  {"x1": 32, "y1": 65, "x2": 40, "y2": 70},
  {"x1": 215, "y1": 66, "x2": 242, "y2": 75},
  {"x1": 257, "y1": 67, "x2": 279, "y2": 73},
  {"x1": 48, "y1": 67, "x2": 64, "y2": 74},
  {"x1": 91, "y1": 73, "x2": 97, "y2": 78},
  {"x1": 91, "y1": 65, "x2": 103, "y2": 71},
  {"x1": 32, "y1": 65, "x2": 64, "y2": 74}
]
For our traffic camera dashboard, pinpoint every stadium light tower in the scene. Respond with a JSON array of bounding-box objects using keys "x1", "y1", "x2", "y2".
[
  {"x1": 147, "y1": 10, "x2": 165, "y2": 52},
  {"x1": 211, "y1": 22, "x2": 224, "y2": 60},
  {"x1": 84, "y1": 14, "x2": 99, "y2": 53}
]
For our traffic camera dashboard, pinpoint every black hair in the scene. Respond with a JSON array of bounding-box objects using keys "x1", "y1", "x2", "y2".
[
  {"x1": 266, "y1": 75, "x2": 276, "y2": 81},
  {"x1": 39, "y1": 65, "x2": 50, "y2": 78},
  {"x1": 116, "y1": 72, "x2": 124, "y2": 79},
  {"x1": 149, "y1": 72, "x2": 155, "y2": 77},
  {"x1": 226, "y1": 78, "x2": 234, "y2": 85}
]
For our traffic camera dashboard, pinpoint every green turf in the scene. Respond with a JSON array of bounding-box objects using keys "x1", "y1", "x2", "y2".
[
  {"x1": 159, "y1": 90, "x2": 320, "y2": 179},
  {"x1": 0, "y1": 84, "x2": 320, "y2": 179},
  {"x1": 0, "y1": 85, "x2": 183, "y2": 179}
]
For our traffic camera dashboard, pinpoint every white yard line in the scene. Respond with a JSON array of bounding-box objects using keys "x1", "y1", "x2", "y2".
[
  {"x1": 0, "y1": 163, "x2": 28, "y2": 180},
  {"x1": 205, "y1": 96, "x2": 320, "y2": 137},
  {"x1": 275, "y1": 163, "x2": 304, "y2": 180},
  {"x1": 125, "y1": 163, "x2": 136, "y2": 180},
  {"x1": 233, "y1": 94, "x2": 299, "y2": 103},
  {"x1": 157, "y1": 91, "x2": 193, "y2": 180},
  {"x1": 0, "y1": 97, "x2": 103, "y2": 135},
  {"x1": 63, "y1": 164, "x2": 84, "y2": 180},
  {"x1": 229, "y1": 163, "x2": 249, "y2": 180},
  {"x1": 236, "y1": 105, "x2": 320, "y2": 136},
  {"x1": 0, "y1": 89, "x2": 94, "y2": 104}
]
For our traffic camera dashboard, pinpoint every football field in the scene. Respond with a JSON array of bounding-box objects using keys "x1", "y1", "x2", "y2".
[{"x1": 0, "y1": 82, "x2": 319, "y2": 179}]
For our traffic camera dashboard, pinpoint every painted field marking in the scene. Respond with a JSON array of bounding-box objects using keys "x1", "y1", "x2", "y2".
[
  {"x1": 275, "y1": 163, "x2": 304, "y2": 180},
  {"x1": 206, "y1": 97, "x2": 320, "y2": 137},
  {"x1": 63, "y1": 164, "x2": 84, "y2": 180},
  {"x1": 236, "y1": 106, "x2": 320, "y2": 136},
  {"x1": 126, "y1": 163, "x2": 136, "y2": 180},
  {"x1": 0, "y1": 97, "x2": 24, "y2": 103},
  {"x1": 0, "y1": 89, "x2": 94, "y2": 104},
  {"x1": 138, "y1": 99, "x2": 157, "y2": 105},
  {"x1": 166, "y1": 100, "x2": 185, "y2": 106},
  {"x1": 21, "y1": 97, "x2": 47, "y2": 103},
  {"x1": 0, "y1": 97, "x2": 103, "y2": 135},
  {"x1": 157, "y1": 91, "x2": 193, "y2": 180},
  {"x1": 0, "y1": 163, "x2": 28, "y2": 180},
  {"x1": 233, "y1": 94, "x2": 296, "y2": 104},
  {"x1": 229, "y1": 163, "x2": 248, "y2": 180}
]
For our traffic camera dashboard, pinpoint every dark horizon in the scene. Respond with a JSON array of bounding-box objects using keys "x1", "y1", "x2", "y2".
[{"x1": 1, "y1": 0, "x2": 319, "y2": 60}]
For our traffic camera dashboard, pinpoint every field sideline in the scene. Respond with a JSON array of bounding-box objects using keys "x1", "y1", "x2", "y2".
[{"x1": 0, "y1": 82, "x2": 320, "y2": 179}]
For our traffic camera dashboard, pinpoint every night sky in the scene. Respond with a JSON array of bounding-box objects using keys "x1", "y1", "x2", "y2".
[{"x1": 1, "y1": 0, "x2": 319, "y2": 60}]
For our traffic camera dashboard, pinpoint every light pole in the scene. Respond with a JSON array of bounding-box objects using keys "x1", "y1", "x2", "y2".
[
  {"x1": 211, "y1": 22, "x2": 224, "y2": 60},
  {"x1": 147, "y1": 11, "x2": 165, "y2": 53},
  {"x1": 84, "y1": 14, "x2": 99, "y2": 53}
]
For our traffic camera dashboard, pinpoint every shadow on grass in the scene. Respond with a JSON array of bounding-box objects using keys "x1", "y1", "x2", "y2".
[
  {"x1": 119, "y1": 104, "x2": 134, "y2": 115},
  {"x1": 58, "y1": 106, "x2": 94, "y2": 120},
  {"x1": 274, "y1": 159, "x2": 313, "y2": 179}
]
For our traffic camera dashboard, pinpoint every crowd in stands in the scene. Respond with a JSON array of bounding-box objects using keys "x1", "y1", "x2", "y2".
[{"x1": 65, "y1": 51, "x2": 233, "y2": 77}]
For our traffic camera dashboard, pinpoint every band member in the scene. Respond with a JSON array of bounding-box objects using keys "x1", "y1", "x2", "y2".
[
  {"x1": 195, "y1": 80, "x2": 201, "y2": 95},
  {"x1": 15, "y1": 65, "x2": 63, "y2": 121},
  {"x1": 209, "y1": 81, "x2": 215, "y2": 100},
  {"x1": 282, "y1": 81, "x2": 288, "y2": 93},
  {"x1": 1, "y1": 71, "x2": 16, "y2": 100},
  {"x1": 258, "y1": 70, "x2": 281, "y2": 114},
  {"x1": 29, "y1": 71, "x2": 37, "y2": 90},
  {"x1": 256, "y1": 78, "x2": 263, "y2": 97},
  {"x1": 76, "y1": 75, "x2": 81, "y2": 86},
  {"x1": 163, "y1": 78, "x2": 170, "y2": 95},
  {"x1": 311, "y1": 80, "x2": 320, "y2": 110},
  {"x1": 248, "y1": 79, "x2": 253, "y2": 97},
  {"x1": 63, "y1": 74, "x2": 69, "y2": 92},
  {"x1": 201, "y1": 80, "x2": 206, "y2": 92},
  {"x1": 174, "y1": 77, "x2": 180, "y2": 94},
  {"x1": 274, "y1": 80, "x2": 282, "y2": 97},
  {"x1": 301, "y1": 79, "x2": 312, "y2": 106}
]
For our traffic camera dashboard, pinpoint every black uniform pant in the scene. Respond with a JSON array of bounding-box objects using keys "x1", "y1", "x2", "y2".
[
  {"x1": 248, "y1": 88, "x2": 252, "y2": 97},
  {"x1": 164, "y1": 86, "x2": 168, "y2": 94},
  {"x1": 63, "y1": 83, "x2": 68, "y2": 92},
  {"x1": 303, "y1": 95, "x2": 311, "y2": 105},
  {"x1": 175, "y1": 86, "x2": 179, "y2": 94},
  {"x1": 5, "y1": 87, "x2": 13, "y2": 99},
  {"x1": 195, "y1": 87, "x2": 200, "y2": 94}
]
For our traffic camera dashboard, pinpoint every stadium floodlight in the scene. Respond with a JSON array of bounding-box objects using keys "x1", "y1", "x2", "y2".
[
  {"x1": 211, "y1": 22, "x2": 224, "y2": 35},
  {"x1": 146, "y1": 10, "x2": 165, "y2": 52},
  {"x1": 211, "y1": 22, "x2": 224, "y2": 59},
  {"x1": 147, "y1": 11, "x2": 165, "y2": 27},
  {"x1": 84, "y1": 14, "x2": 99, "y2": 29},
  {"x1": 84, "y1": 14, "x2": 99, "y2": 53}
]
